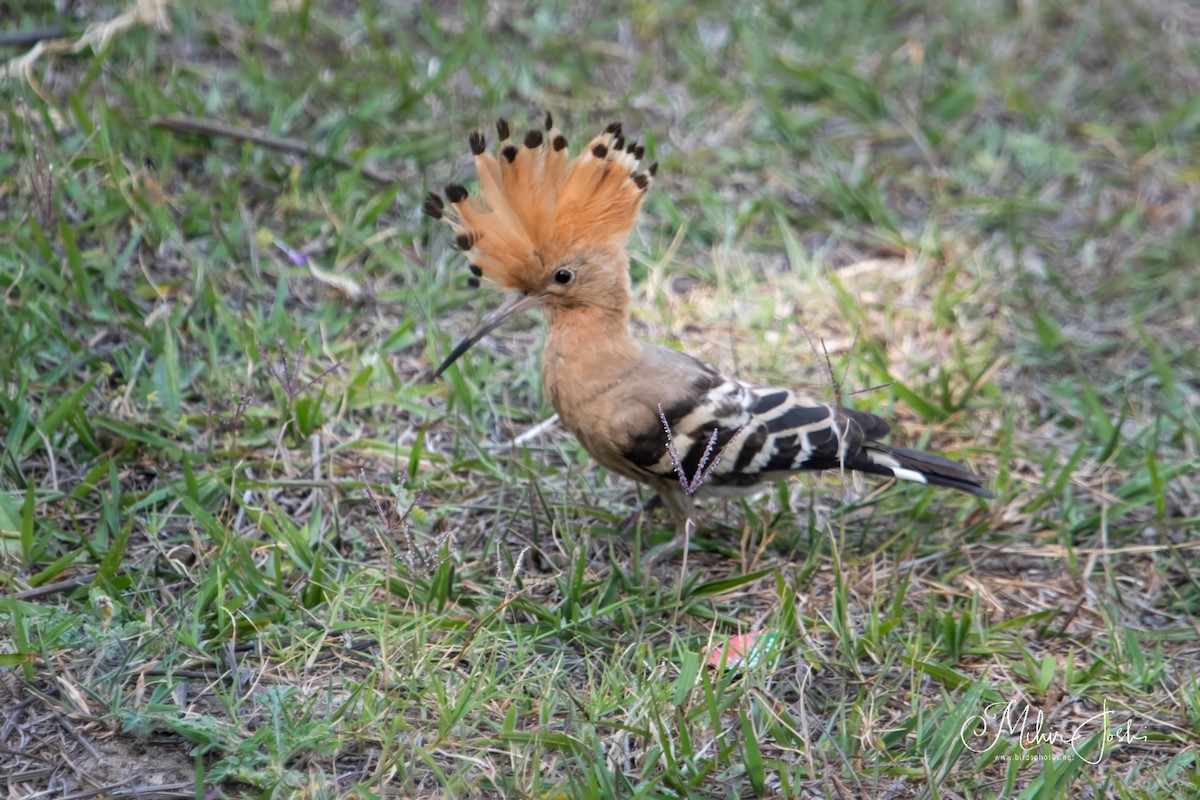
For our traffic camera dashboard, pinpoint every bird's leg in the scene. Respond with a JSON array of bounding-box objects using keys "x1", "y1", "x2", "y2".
[
  {"x1": 618, "y1": 493, "x2": 664, "y2": 535},
  {"x1": 640, "y1": 490, "x2": 695, "y2": 568}
]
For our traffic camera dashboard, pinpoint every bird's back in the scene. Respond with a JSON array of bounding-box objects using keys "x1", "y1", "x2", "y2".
[{"x1": 566, "y1": 344, "x2": 989, "y2": 499}]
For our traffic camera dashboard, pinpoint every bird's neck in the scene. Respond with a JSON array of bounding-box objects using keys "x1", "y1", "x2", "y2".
[{"x1": 541, "y1": 303, "x2": 643, "y2": 422}]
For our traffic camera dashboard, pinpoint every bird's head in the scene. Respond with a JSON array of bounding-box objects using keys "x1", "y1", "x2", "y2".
[{"x1": 425, "y1": 115, "x2": 656, "y2": 376}]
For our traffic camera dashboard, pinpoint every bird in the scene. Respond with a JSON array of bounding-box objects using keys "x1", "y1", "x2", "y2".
[{"x1": 424, "y1": 115, "x2": 991, "y2": 555}]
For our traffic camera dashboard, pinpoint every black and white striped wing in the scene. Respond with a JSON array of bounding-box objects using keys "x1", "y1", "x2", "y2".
[
  {"x1": 615, "y1": 350, "x2": 990, "y2": 497},
  {"x1": 618, "y1": 357, "x2": 870, "y2": 491}
]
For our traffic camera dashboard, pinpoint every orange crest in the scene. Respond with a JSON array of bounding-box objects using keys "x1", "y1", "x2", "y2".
[{"x1": 424, "y1": 114, "x2": 657, "y2": 293}]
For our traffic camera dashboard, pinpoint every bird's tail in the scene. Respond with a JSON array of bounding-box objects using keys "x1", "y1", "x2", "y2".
[{"x1": 853, "y1": 443, "x2": 993, "y2": 498}]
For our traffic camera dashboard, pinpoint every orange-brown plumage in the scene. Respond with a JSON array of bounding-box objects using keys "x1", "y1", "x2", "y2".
[{"x1": 426, "y1": 116, "x2": 652, "y2": 298}]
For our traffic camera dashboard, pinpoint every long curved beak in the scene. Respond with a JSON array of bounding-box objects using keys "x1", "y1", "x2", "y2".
[{"x1": 434, "y1": 291, "x2": 544, "y2": 377}]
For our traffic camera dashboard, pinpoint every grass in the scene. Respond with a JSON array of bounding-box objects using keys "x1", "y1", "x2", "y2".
[{"x1": 1, "y1": 0, "x2": 1198, "y2": 797}]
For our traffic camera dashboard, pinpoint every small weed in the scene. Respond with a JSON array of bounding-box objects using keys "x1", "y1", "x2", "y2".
[{"x1": 658, "y1": 403, "x2": 744, "y2": 496}]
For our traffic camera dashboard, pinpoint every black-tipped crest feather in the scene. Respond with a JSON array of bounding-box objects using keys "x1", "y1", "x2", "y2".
[
  {"x1": 429, "y1": 116, "x2": 653, "y2": 298},
  {"x1": 422, "y1": 192, "x2": 444, "y2": 219}
]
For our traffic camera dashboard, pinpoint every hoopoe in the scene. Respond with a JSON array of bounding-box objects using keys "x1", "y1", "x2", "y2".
[{"x1": 425, "y1": 116, "x2": 991, "y2": 548}]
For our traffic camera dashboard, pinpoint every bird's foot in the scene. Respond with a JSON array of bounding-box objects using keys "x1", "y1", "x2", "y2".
[
  {"x1": 640, "y1": 534, "x2": 684, "y2": 569},
  {"x1": 639, "y1": 518, "x2": 695, "y2": 572},
  {"x1": 618, "y1": 494, "x2": 664, "y2": 536}
]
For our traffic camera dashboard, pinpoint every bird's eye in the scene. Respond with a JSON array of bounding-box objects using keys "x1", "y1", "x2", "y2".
[{"x1": 554, "y1": 269, "x2": 574, "y2": 285}]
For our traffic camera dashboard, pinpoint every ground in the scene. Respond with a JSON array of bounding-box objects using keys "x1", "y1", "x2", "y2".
[{"x1": 0, "y1": 0, "x2": 1198, "y2": 798}]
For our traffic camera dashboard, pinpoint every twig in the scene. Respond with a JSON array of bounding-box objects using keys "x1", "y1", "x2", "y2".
[
  {"x1": 0, "y1": 26, "x2": 66, "y2": 48},
  {"x1": 151, "y1": 115, "x2": 400, "y2": 185},
  {"x1": 800, "y1": 323, "x2": 890, "y2": 397},
  {"x1": 14, "y1": 572, "x2": 98, "y2": 600},
  {"x1": 508, "y1": 414, "x2": 560, "y2": 447},
  {"x1": 0, "y1": 744, "x2": 54, "y2": 763},
  {"x1": 798, "y1": 320, "x2": 839, "y2": 398},
  {"x1": 838, "y1": 328, "x2": 860, "y2": 398},
  {"x1": 57, "y1": 781, "x2": 194, "y2": 800},
  {"x1": 849, "y1": 381, "x2": 893, "y2": 396}
]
